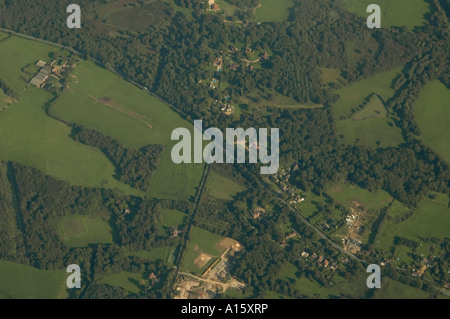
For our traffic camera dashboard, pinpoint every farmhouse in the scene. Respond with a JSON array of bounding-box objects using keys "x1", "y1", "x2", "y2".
[{"x1": 30, "y1": 64, "x2": 53, "y2": 88}]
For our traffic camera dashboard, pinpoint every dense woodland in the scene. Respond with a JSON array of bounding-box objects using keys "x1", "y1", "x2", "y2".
[{"x1": 0, "y1": 0, "x2": 448, "y2": 298}]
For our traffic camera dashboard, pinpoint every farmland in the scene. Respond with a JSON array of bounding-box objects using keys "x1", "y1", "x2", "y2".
[
  {"x1": 57, "y1": 215, "x2": 113, "y2": 247},
  {"x1": 0, "y1": 260, "x2": 66, "y2": 299},
  {"x1": 342, "y1": 0, "x2": 430, "y2": 28},
  {"x1": 52, "y1": 59, "x2": 204, "y2": 200},
  {"x1": 0, "y1": 35, "x2": 54, "y2": 92},
  {"x1": 414, "y1": 80, "x2": 450, "y2": 163}
]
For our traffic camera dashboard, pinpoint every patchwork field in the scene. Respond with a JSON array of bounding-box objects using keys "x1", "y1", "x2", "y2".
[
  {"x1": 414, "y1": 80, "x2": 450, "y2": 163},
  {"x1": 206, "y1": 171, "x2": 246, "y2": 201},
  {"x1": 57, "y1": 215, "x2": 113, "y2": 247},
  {"x1": 0, "y1": 260, "x2": 67, "y2": 299},
  {"x1": 255, "y1": 0, "x2": 294, "y2": 22},
  {"x1": 342, "y1": 0, "x2": 430, "y2": 28}
]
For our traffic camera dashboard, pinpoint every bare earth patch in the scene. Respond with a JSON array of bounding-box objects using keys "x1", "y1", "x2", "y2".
[
  {"x1": 194, "y1": 253, "x2": 213, "y2": 268},
  {"x1": 216, "y1": 237, "x2": 240, "y2": 252}
]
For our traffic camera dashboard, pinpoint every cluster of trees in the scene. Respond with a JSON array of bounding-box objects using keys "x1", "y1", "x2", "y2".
[{"x1": 73, "y1": 126, "x2": 163, "y2": 191}]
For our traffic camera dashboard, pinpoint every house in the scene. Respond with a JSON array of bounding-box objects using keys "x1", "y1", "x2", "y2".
[
  {"x1": 229, "y1": 64, "x2": 240, "y2": 71},
  {"x1": 211, "y1": 3, "x2": 220, "y2": 11},
  {"x1": 36, "y1": 60, "x2": 46, "y2": 68},
  {"x1": 213, "y1": 57, "x2": 223, "y2": 72},
  {"x1": 261, "y1": 52, "x2": 269, "y2": 60},
  {"x1": 301, "y1": 251, "x2": 309, "y2": 258}
]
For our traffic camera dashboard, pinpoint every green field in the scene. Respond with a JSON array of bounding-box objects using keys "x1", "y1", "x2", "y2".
[
  {"x1": 0, "y1": 87, "x2": 140, "y2": 195},
  {"x1": 131, "y1": 246, "x2": 176, "y2": 265},
  {"x1": 255, "y1": 0, "x2": 294, "y2": 22},
  {"x1": 0, "y1": 31, "x2": 9, "y2": 41},
  {"x1": 333, "y1": 67, "x2": 401, "y2": 119},
  {"x1": 206, "y1": 171, "x2": 246, "y2": 201},
  {"x1": 57, "y1": 215, "x2": 113, "y2": 247},
  {"x1": 378, "y1": 192, "x2": 450, "y2": 251},
  {"x1": 342, "y1": 0, "x2": 430, "y2": 28},
  {"x1": 52, "y1": 59, "x2": 204, "y2": 200},
  {"x1": 182, "y1": 226, "x2": 226, "y2": 274},
  {"x1": 414, "y1": 80, "x2": 450, "y2": 163},
  {"x1": 333, "y1": 67, "x2": 404, "y2": 148},
  {"x1": 327, "y1": 183, "x2": 393, "y2": 210},
  {"x1": 0, "y1": 260, "x2": 67, "y2": 299},
  {"x1": 377, "y1": 278, "x2": 430, "y2": 299},
  {"x1": 101, "y1": 271, "x2": 143, "y2": 294},
  {"x1": 337, "y1": 117, "x2": 404, "y2": 148},
  {"x1": 0, "y1": 36, "x2": 55, "y2": 93},
  {"x1": 0, "y1": 36, "x2": 144, "y2": 195},
  {"x1": 160, "y1": 208, "x2": 186, "y2": 227}
]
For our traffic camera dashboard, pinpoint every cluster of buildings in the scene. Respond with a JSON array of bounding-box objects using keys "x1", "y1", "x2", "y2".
[
  {"x1": 30, "y1": 61, "x2": 53, "y2": 88},
  {"x1": 30, "y1": 58, "x2": 75, "y2": 90},
  {"x1": 208, "y1": 0, "x2": 220, "y2": 12},
  {"x1": 301, "y1": 251, "x2": 338, "y2": 270},
  {"x1": 250, "y1": 208, "x2": 265, "y2": 219},
  {"x1": 270, "y1": 165, "x2": 305, "y2": 205}
]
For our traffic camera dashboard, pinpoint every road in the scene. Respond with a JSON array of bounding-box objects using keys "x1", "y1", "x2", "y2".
[{"x1": 264, "y1": 176, "x2": 366, "y2": 264}]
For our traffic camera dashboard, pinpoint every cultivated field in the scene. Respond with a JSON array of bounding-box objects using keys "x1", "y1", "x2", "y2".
[
  {"x1": 57, "y1": 215, "x2": 113, "y2": 247},
  {"x1": 342, "y1": 0, "x2": 430, "y2": 28},
  {"x1": 414, "y1": 80, "x2": 450, "y2": 163}
]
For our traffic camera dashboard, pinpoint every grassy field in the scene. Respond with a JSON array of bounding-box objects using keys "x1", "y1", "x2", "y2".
[
  {"x1": 333, "y1": 67, "x2": 404, "y2": 148},
  {"x1": 414, "y1": 80, "x2": 450, "y2": 163},
  {"x1": 182, "y1": 226, "x2": 226, "y2": 275},
  {"x1": 255, "y1": 0, "x2": 294, "y2": 22},
  {"x1": 131, "y1": 246, "x2": 176, "y2": 265},
  {"x1": 57, "y1": 215, "x2": 113, "y2": 247},
  {"x1": 337, "y1": 117, "x2": 404, "y2": 148},
  {"x1": 160, "y1": 208, "x2": 187, "y2": 227},
  {"x1": 206, "y1": 171, "x2": 246, "y2": 201},
  {"x1": 377, "y1": 192, "x2": 450, "y2": 252},
  {"x1": 0, "y1": 36, "x2": 55, "y2": 93},
  {"x1": 52, "y1": 59, "x2": 204, "y2": 200},
  {"x1": 377, "y1": 278, "x2": 430, "y2": 299},
  {"x1": 0, "y1": 86, "x2": 141, "y2": 195},
  {"x1": 101, "y1": 271, "x2": 143, "y2": 294},
  {"x1": 0, "y1": 31, "x2": 9, "y2": 41},
  {"x1": 342, "y1": 0, "x2": 430, "y2": 28},
  {"x1": 327, "y1": 183, "x2": 393, "y2": 210},
  {"x1": 0, "y1": 260, "x2": 67, "y2": 299},
  {"x1": 333, "y1": 67, "x2": 401, "y2": 119}
]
